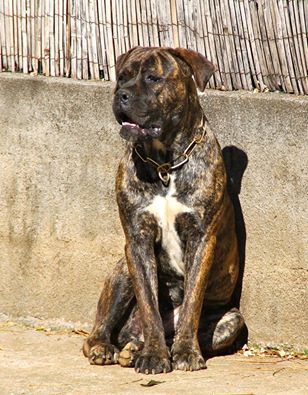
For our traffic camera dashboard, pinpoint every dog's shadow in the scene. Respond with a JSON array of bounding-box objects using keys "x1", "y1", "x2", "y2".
[
  {"x1": 222, "y1": 145, "x2": 249, "y2": 354},
  {"x1": 200, "y1": 146, "x2": 249, "y2": 358},
  {"x1": 222, "y1": 145, "x2": 248, "y2": 311}
]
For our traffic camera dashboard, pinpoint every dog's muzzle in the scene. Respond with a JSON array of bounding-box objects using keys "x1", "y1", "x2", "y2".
[{"x1": 114, "y1": 89, "x2": 162, "y2": 141}]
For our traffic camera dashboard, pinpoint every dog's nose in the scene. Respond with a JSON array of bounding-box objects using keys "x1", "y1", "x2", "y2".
[{"x1": 118, "y1": 89, "x2": 131, "y2": 105}]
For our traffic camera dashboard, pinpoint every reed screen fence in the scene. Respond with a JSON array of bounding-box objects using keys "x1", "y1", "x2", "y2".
[{"x1": 0, "y1": 0, "x2": 308, "y2": 94}]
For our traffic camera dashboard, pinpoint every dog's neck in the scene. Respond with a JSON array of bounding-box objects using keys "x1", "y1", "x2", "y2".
[
  {"x1": 132, "y1": 106, "x2": 205, "y2": 185},
  {"x1": 138, "y1": 101, "x2": 204, "y2": 157}
]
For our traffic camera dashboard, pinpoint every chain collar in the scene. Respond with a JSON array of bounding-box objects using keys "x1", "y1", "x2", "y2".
[{"x1": 134, "y1": 118, "x2": 207, "y2": 186}]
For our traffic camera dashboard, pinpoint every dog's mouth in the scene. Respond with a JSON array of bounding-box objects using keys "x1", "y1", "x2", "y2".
[{"x1": 119, "y1": 114, "x2": 162, "y2": 141}]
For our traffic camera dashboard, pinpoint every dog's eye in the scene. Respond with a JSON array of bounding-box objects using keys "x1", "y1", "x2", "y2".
[
  {"x1": 146, "y1": 74, "x2": 162, "y2": 83},
  {"x1": 118, "y1": 74, "x2": 125, "y2": 83}
]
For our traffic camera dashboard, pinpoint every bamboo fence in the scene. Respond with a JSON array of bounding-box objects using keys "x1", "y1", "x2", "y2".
[{"x1": 0, "y1": 0, "x2": 308, "y2": 94}]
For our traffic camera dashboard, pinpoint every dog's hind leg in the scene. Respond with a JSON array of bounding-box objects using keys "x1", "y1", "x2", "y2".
[
  {"x1": 83, "y1": 258, "x2": 134, "y2": 365},
  {"x1": 199, "y1": 308, "x2": 247, "y2": 355},
  {"x1": 115, "y1": 305, "x2": 144, "y2": 367}
]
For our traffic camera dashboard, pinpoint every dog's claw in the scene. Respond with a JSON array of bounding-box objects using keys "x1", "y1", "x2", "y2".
[
  {"x1": 86, "y1": 343, "x2": 119, "y2": 366},
  {"x1": 172, "y1": 347, "x2": 207, "y2": 372},
  {"x1": 134, "y1": 352, "x2": 172, "y2": 374}
]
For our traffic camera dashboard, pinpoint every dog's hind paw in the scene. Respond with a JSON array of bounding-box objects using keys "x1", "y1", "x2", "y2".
[
  {"x1": 86, "y1": 343, "x2": 119, "y2": 365},
  {"x1": 212, "y1": 308, "x2": 245, "y2": 351},
  {"x1": 118, "y1": 340, "x2": 144, "y2": 367},
  {"x1": 172, "y1": 349, "x2": 207, "y2": 371}
]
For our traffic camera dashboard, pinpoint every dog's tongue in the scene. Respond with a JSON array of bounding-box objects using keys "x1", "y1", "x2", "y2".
[
  {"x1": 120, "y1": 122, "x2": 161, "y2": 141},
  {"x1": 122, "y1": 122, "x2": 148, "y2": 136}
]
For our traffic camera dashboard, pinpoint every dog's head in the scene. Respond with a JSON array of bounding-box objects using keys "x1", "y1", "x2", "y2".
[{"x1": 112, "y1": 47, "x2": 215, "y2": 142}]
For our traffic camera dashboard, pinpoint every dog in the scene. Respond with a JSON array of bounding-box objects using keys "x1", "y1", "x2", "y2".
[{"x1": 83, "y1": 46, "x2": 245, "y2": 374}]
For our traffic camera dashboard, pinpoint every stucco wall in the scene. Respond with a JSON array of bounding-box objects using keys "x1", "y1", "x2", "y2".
[{"x1": 0, "y1": 74, "x2": 307, "y2": 348}]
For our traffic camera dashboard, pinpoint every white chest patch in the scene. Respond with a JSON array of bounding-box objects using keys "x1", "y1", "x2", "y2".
[{"x1": 145, "y1": 176, "x2": 192, "y2": 276}]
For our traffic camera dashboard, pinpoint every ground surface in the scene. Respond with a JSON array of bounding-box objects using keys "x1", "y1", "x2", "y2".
[{"x1": 0, "y1": 322, "x2": 307, "y2": 395}]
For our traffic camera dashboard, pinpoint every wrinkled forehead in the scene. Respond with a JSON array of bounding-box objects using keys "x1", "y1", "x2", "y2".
[{"x1": 120, "y1": 48, "x2": 181, "y2": 77}]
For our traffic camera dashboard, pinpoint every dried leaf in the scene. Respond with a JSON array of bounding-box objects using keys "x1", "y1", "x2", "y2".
[
  {"x1": 0, "y1": 321, "x2": 16, "y2": 327},
  {"x1": 141, "y1": 380, "x2": 165, "y2": 387},
  {"x1": 72, "y1": 329, "x2": 90, "y2": 336},
  {"x1": 243, "y1": 350, "x2": 254, "y2": 357},
  {"x1": 35, "y1": 326, "x2": 47, "y2": 331},
  {"x1": 120, "y1": 379, "x2": 143, "y2": 386},
  {"x1": 238, "y1": 344, "x2": 307, "y2": 360},
  {"x1": 273, "y1": 367, "x2": 286, "y2": 376}
]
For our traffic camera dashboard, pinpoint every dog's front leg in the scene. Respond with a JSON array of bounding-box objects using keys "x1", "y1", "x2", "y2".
[
  {"x1": 172, "y1": 230, "x2": 217, "y2": 371},
  {"x1": 124, "y1": 217, "x2": 172, "y2": 374},
  {"x1": 83, "y1": 258, "x2": 134, "y2": 365}
]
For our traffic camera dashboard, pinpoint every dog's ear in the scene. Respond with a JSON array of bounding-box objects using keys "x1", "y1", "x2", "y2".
[
  {"x1": 168, "y1": 48, "x2": 215, "y2": 91},
  {"x1": 115, "y1": 46, "x2": 141, "y2": 78}
]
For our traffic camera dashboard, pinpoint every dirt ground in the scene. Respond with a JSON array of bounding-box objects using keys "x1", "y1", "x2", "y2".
[{"x1": 0, "y1": 322, "x2": 307, "y2": 395}]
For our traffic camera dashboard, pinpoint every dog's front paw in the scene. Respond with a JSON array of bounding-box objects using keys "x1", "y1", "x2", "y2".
[
  {"x1": 135, "y1": 350, "x2": 172, "y2": 374},
  {"x1": 172, "y1": 345, "x2": 206, "y2": 371},
  {"x1": 83, "y1": 339, "x2": 119, "y2": 365}
]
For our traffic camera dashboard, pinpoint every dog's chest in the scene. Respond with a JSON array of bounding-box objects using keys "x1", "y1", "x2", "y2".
[{"x1": 144, "y1": 176, "x2": 192, "y2": 276}]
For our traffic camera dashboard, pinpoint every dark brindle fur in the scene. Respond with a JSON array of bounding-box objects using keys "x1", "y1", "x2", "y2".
[{"x1": 83, "y1": 47, "x2": 245, "y2": 374}]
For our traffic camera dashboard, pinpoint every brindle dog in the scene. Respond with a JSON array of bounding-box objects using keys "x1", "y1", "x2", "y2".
[{"x1": 83, "y1": 47, "x2": 245, "y2": 374}]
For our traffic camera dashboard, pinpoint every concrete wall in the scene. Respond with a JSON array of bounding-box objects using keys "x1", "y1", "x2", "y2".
[{"x1": 0, "y1": 74, "x2": 307, "y2": 348}]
